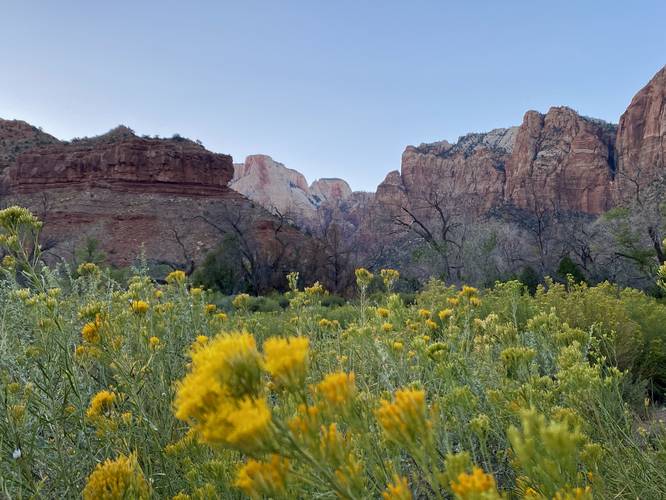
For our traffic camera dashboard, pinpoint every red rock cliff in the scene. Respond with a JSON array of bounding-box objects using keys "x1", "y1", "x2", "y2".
[
  {"x1": 615, "y1": 65, "x2": 666, "y2": 199},
  {"x1": 10, "y1": 126, "x2": 233, "y2": 196},
  {"x1": 505, "y1": 107, "x2": 616, "y2": 214}
]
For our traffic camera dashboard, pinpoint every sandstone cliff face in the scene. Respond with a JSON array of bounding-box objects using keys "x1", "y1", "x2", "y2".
[
  {"x1": 2, "y1": 127, "x2": 303, "y2": 273},
  {"x1": 231, "y1": 155, "x2": 355, "y2": 223},
  {"x1": 0, "y1": 119, "x2": 59, "y2": 173},
  {"x1": 398, "y1": 128, "x2": 517, "y2": 213},
  {"x1": 505, "y1": 107, "x2": 616, "y2": 213},
  {"x1": 615, "y1": 65, "x2": 666, "y2": 199},
  {"x1": 11, "y1": 127, "x2": 232, "y2": 195},
  {"x1": 310, "y1": 178, "x2": 352, "y2": 204},
  {"x1": 231, "y1": 154, "x2": 318, "y2": 218}
]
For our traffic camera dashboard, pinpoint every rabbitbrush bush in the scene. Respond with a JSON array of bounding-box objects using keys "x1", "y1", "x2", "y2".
[{"x1": 0, "y1": 207, "x2": 665, "y2": 499}]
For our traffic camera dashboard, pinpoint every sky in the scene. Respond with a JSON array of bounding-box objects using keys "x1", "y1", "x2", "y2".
[{"x1": 1, "y1": 1, "x2": 665, "y2": 191}]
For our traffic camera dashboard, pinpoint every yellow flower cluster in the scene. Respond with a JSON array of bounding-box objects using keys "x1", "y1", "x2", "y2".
[
  {"x1": 377, "y1": 307, "x2": 390, "y2": 318},
  {"x1": 77, "y1": 262, "x2": 100, "y2": 276},
  {"x1": 234, "y1": 454, "x2": 290, "y2": 499},
  {"x1": 130, "y1": 300, "x2": 149, "y2": 314},
  {"x1": 355, "y1": 268, "x2": 373, "y2": 289},
  {"x1": 86, "y1": 390, "x2": 116, "y2": 418},
  {"x1": 377, "y1": 388, "x2": 429, "y2": 448},
  {"x1": 316, "y1": 371, "x2": 356, "y2": 409},
  {"x1": 263, "y1": 336, "x2": 309, "y2": 389},
  {"x1": 450, "y1": 466, "x2": 500, "y2": 499},
  {"x1": 165, "y1": 270, "x2": 186, "y2": 284},
  {"x1": 418, "y1": 308, "x2": 431, "y2": 319},
  {"x1": 82, "y1": 453, "x2": 150, "y2": 500},
  {"x1": 382, "y1": 475, "x2": 412, "y2": 499},
  {"x1": 305, "y1": 281, "x2": 326, "y2": 295},
  {"x1": 438, "y1": 308, "x2": 453, "y2": 321},
  {"x1": 82, "y1": 316, "x2": 102, "y2": 344},
  {"x1": 174, "y1": 332, "x2": 272, "y2": 453},
  {"x1": 380, "y1": 268, "x2": 400, "y2": 291}
]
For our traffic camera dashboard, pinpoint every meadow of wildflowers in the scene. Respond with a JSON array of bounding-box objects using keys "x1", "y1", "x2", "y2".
[{"x1": 0, "y1": 207, "x2": 665, "y2": 499}]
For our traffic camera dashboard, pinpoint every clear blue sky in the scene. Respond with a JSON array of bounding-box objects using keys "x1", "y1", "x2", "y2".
[{"x1": 1, "y1": 1, "x2": 664, "y2": 191}]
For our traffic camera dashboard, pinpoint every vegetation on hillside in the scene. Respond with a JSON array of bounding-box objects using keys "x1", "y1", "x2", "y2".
[{"x1": 0, "y1": 207, "x2": 665, "y2": 499}]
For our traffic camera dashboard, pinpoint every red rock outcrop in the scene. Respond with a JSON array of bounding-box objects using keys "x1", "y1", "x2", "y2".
[
  {"x1": 374, "y1": 128, "x2": 517, "y2": 218},
  {"x1": 505, "y1": 107, "x2": 616, "y2": 214},
  {"x1": 2, "y1": 127, "x2": 306, "y2": 275},
  {"x1": 615, "y1": 65, "x2": 666, "y2": 199},
  {"x1": 11, "y1": 127, "x2": 232, "y2": 196},
  {"x1": 0, "y1": 119, "x2": 59, "y2": 173}
]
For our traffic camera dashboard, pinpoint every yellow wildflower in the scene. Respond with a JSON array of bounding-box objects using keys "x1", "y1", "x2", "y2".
[
  {"x1": 470, "y1": 297, "x2": 481, "y2": 307},
  {"x1": 82, "y1": 319, "x2": 101, "y2": 344},
  {"x1": 380, "y1": 268, "x2": 400, "y2": 291},
  {"x1": 377, "y1": 307, "x2": 390, "y2": 318},
  {"x1": 447, "y1": 297, "x2": 460, "y2": 307},
  {"x1": 82, "y1": 453, "x2": 150, "y2": 500},
  {"x1": 355, "y1": 268, "x2": 373, "y2": 289},
  {"x1": 376, "y1": 388, "x2": 429, "y2": 447},
  {"x1": 86, "y1": 390, "x2": 116, "y2": 418},
  {"x1": 149, "y1": 336, "x2": 161, "y2": 349},
  {"x1": 438, "y1": 308, "x2": 453, "y2": 321},
  {"x1": 418, "y1": 308, "x2": 431, "y2": 319},
  {"x1": 77, "y1": 262, "x2": 100, "y2": 276},
  {"x1": 288, "y1": 403, "x2": 320, "y2": 438},
  {"x1": 175, "y1": 332, "x2": 263, "y2": 412},
  {"x1": 450, "y1": 466, "x2": 499, "y2": 499},
  {"x1": 305, "y1": 281, "x2": 325, "y2": 295},
  {"x1": 234, "y1": 454, "x2": 290, "y2": 499},
  {"x1": 216, "y1": 312, "x2": 228, "y2": 322},
  {"x1": 382, "y1": 322, "x2": 393, "y2": 332},
  {"x1": 131, "y1": 300, "x2": 149, "y2": 314},
  {"x1": 174, "y1": 333, "x2": 272, "y2": 452},
  {"x1": 383, "y1": 475, "x2": 412, "y2": 500},
  {"x1": 204, "y1": 304, "x2": 217, "y2": 314},
  {"x1": 426, "y1": 319, "x2": 438, "y2": 330},
  {"x1": 165, "y1": 270, "x2": 186, "y2": 284},
  {"x1": 392, "y1": 341, "x2": 404, "y2": 351},
  {"x1": 222, "y1": 397, "x2": 273, "y2": 449},
  {"x1": 2, "y1": 255, "x2": 16, "y2": 269},
  {"x1": 263, "y1": 336, "x2": 309, "y2": 389},
  {"x1": 316, "y1": 371, "x2": 356, "y2": 409},
  {"x1": 460, "y1": 285, "x2": 478, "y2": 298}
]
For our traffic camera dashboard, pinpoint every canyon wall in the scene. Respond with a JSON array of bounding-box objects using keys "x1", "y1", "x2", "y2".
[{"x1": 0, "y1": 124, "x2": 305, "y2": 274}]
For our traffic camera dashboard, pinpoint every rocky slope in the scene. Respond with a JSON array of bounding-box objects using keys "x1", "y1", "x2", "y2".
[{"x1": 615, "y1": 65, "x2": 666, "y2": 199}]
